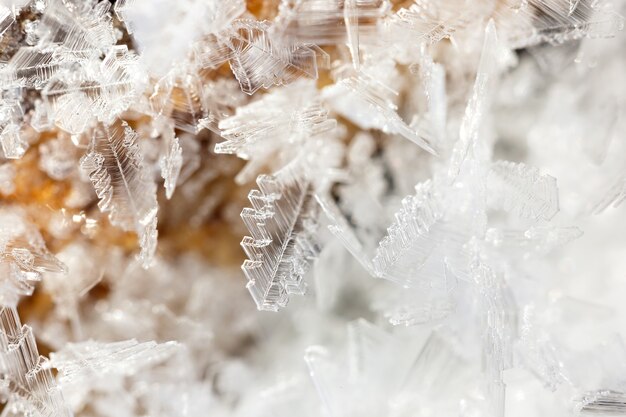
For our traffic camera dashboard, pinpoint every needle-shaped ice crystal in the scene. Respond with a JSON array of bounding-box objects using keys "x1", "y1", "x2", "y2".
[
  {"x1": 241, "y1": 166, "x2": 321, "y2": 311},
  {"x1": 576, "y1": 390, "x2": 626, "y2": 415},
  {"x1": 592, "y1": 173, "x2": 625, "y2": 214},
  {"x1": 471, "y1": 257, "x2": 514, "y2": 417},
  {"x1": 336, "y1": 74, "x2": 437, "y2": 155},
  {"x1": 50, "y1": 339, "x2": 179, "y2": 384},
  {"x1": 486, "y1": 225, "x2": 583, "y2": 255},
  {"x1": 0, "y1": 5, "x2": 14, "y2": 38},
  {"x1": 449, "y1": 19, "x2": 500, "y2": 179},
  {"x1": 80, "y1": 120, "x2": 158, "y2": 268}
]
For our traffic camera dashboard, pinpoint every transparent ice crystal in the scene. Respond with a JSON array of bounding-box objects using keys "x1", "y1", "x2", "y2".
[
  {"x1": 80, "y1": 120, "x2": 158, "y2": 268},
  {"x1": 241, "y1": 165, "x2": 321, "y2": 311}
]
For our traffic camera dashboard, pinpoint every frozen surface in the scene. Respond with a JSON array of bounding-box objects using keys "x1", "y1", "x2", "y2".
[{"x1": 0, "y1": 1, "x2": 623, "y2": 416}]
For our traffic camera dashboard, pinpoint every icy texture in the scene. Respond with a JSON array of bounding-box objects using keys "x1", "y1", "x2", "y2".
[
  {"x1": 150, "y1": 71, "x2": 208, "y2": 135},
  {"x1": 37, "y1": 0, "x2": 116, "y2": 56},
  {"x1": 0, "y1": 5, "x2": 14, "y2": 38},
  {"x1": 0, "y1": 1, "x2": 622, "y2": 416},
  {"x1": 80, "y1": 120, "x2": 158, "y2": 267},
  {"x1": 0, "y1": 94, "x2": 27, "y2": 159},
  {"x1": 160, "y1": 136, "x2": 182, "y2": 200},
  {"x1": 241, "y1": 166, "x2": 321, "y2": 311},
  {"x1": 384, "y1": 0, "x2": 481, "y2": 46}
]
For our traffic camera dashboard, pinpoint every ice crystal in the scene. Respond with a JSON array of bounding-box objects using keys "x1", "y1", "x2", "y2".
[
  {"x1": 488, "y1": 161, "x2": 559, "y2": 221},
  {"x1": 372, "y1": 180, "x2": 445, "y2": 282},
  {"x1": 42, "y1": 45, "x2": 145, "y2": 133},
  {"x1": 241, "y1": 166, "x2": 321, "y2": 311},
  {"x1": 216, "y1": 82, "x2": 336, "y2": 182},
  {"x1": 0, "y1": 306, "x2": 72, "y2": 417},
  {"x1": 50, "y1": 339, "x2": 179, "y2": 384},
  {"x1": 276, "y1": 0, "x2": 389, "y2": 45},
  {"x1": 0, "y1": 0, "x2": 621, "y2": 416},
  {"x1": 0, "y1": 208, "x2": 66, "y2": 307},
  {"x1": 223, "y1": 19, "x2": 329, "y2": 95},
  {"x1": 80, "y1": 120, "x2": 158, "y2": 267},
  {"x1": 576, "y1": 390, "x2": 626, "y2": 415},
  {"x1": 2, "y1": 47, "x2": 58, "y2": 88},
  {"x1": 497, "y1": 0, "x2": 625, "y2": 48},
  {"x1": 336, "y1": 74, "x2": 437, "y2": 154}
]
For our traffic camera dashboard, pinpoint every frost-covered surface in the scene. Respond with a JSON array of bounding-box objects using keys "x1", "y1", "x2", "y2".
[{"x1": 0, "y1": 0, "x2": 623, "y2": 416}]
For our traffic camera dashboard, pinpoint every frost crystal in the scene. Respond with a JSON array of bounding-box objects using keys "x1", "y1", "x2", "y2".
[
  {"x1": 241, "y1": 166, "x2": 321, "y2": 311},
  {"x1": 223, "y1": 19, "x2": 329, "y2": 95},
  {"x1": 80, "y1": 120, "x2": 158, "y2": 267},
  {"x1": 0, "y1": 0, "x2": 622, "y2": 416},
  {"x1": 0, "y1": 208, "x2": 66, "y2": 307},
  {"x1": 50, "y1": 339, "x2": 179, "y2": 384},
  {"x1": 216, "y1": 82, "x2": 336, "y2": 182},
  {"x1": 497, "y1": 0, "x2": 625, "y2": 48},
  {"x1": 488, "y1": 161, "x2": 559, "y2": 221},
  {"x1": 0, "y1": 307, "x2": 71, "y2": 417}
]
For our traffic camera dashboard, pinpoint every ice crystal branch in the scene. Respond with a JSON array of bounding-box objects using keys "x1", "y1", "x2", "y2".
[
  {"x1": 216, "y1": 82, "x2": 336, "y2": 181},
  {"x1": 575, "y1": 390, "x2": 626, "y2": 415},
  {"x1": 0, "y1": 208, "x2": 66, "y2": 307},
  {"x1": 496, "y1": 0, "x2": 625, "y2": 48},
  {"x1": 50, "y1": 339, "x2": 179, "y2": 384},
  {"x1": 223, "y1": 19, "x2": 329, "y2": 95},
  {"x1": 0, "y1": 307, "x2": 72, "y2": 417},
  {"x1": 384, "y1": 0, "x2": 483, "y2": 46},
  {"x1": 488, "y1": 161, "x2": 559, "y2": 221},
  {"x1": 372, "y1": 180, "x2": 445, "y2": 282},
  {"x1": 275, "y1": 0, "x2": 389, "y2": 45},
  {"x1": 338, "y1": 74, "x2": 437, "y2": 155},
  {"x1": 241, "y1": 165, "x2": 322, "y2": 311},
  {"x1": 80, "y1": 120, "x2": 158, "y2": 268}
]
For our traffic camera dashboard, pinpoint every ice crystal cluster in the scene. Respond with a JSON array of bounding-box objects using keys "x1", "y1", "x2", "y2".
[{"x1": 0, "y1": 0, "x2": 624, "y2": 416}]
